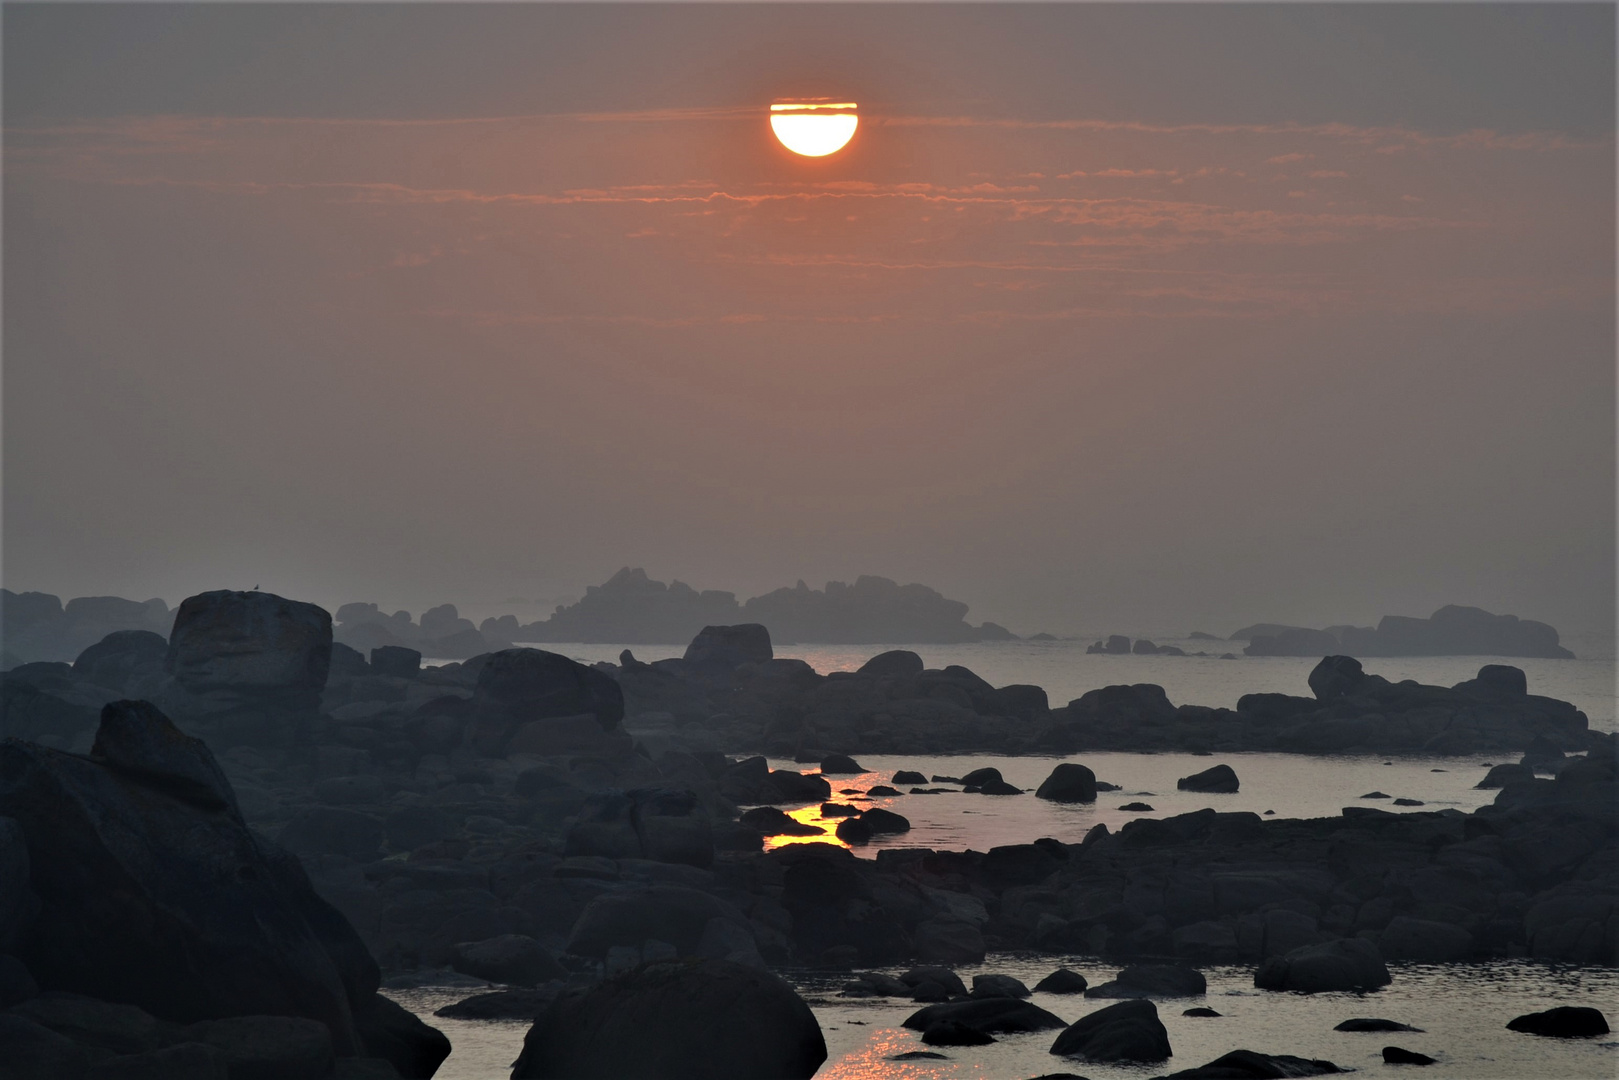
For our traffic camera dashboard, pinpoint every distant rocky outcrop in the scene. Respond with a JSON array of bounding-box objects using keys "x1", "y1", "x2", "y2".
[
  {"x1": 334, "y1": 602, "x2": 515, "y2": 660},
  {"x1": 514, "y1": 568, "x2": 1014, "y2": 645},
  {"x1": 1240, "y1": 606, "x2": 1574, "y2": 659},
  {"x1": 1, "y1": 591, "x2": 171, "y2": 666}
]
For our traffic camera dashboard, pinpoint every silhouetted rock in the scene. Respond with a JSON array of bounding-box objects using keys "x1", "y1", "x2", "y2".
[
  {"x1": 859, "y1": 808, "x2": 911, "y2": 834},
  {"x1": 859, "y1": 651, "x2": 925, "y2": 679},
  {"x1": 904, "y1": 997, "x2": 1067, "y2": 1035},
  {"x1": 922, "y1": 1019, "x2": 995, "y2": 1045},
  {"x1": 820, "y1": 754, "x2": 863, "y2": 775},
  {"x1": 72, "y1": 631, "x2": 168, "y2": 698},
  {"x1": 1307, "y1": 656, "x2": 1364, "y2": 700},
  {"x1": 970, "y1": 974, "x2": 1031, "y2": 999},
  {"x1": 468, "y1": 648, "x2": 625, "y2": 756},
  {"x1": 565, "y1": 886, "x2": 754, "y2": 961},
  {"x1": 1177, "y1": 764, "x2": 1238, "y2": 794},
  {"x1": 740, "y1": 807, "x2": 824, "y2": 837},
  {"x1": 961, "y1": 767, "x2": 1004, "y2": 787},
  {"x1": 1084, "y1": 965, "x2": 1205, "y2": 998},
  {"x1": 835, "y1": 818, "x2": 872, "y2": 845},
  {"x1": 1036, "y1": 764, "x2": 1097, "y2": 803},
  {"x1": 893, "y1": 770, "x2": 928, "y2": 785},
  {"x1": 1157, "y1": 1049, "x2": 1343, "y2": 1078},
  {"x1": 0, "y1": 702, "x2": 447, "y2": 1076},
  {"x1": 1247, "y1": 629, "x2": 1343, "y2": 658},
  {"x1": 1254, "y1": 938, "x2": 1390, "y2": 993},
  {"x1": 1241, "y1": 607, "x2": 1572, "y2": 659},
  {"x1": 2, "y1": 591, "x2": 171, "y2": 666},
  {"x1": 1049, "y1": 998, "x2": 1170, "y2": 1063},
  {"x1": 1335, "y1": 1018, "x2": 1423, "y2": 1032},
  {"x1": 1035, "y1": 969, "x2": 1088, "y2": 994},
  {"x1": 565, "y1": 788, "x2": 714, "y2": 867},
  {"x1": 159, "y1": 590, "x2": 332, "y2": 745},
  {"x1": 1382, "y1": 1046, "x2": 1436, "y2": 1065},
  {"x1": 1506, "y1": 1006, "x2": 1609, "y2": 1037},
  {"x1": 511, "y1": 958, "x2": 826, "y2": 1080},
  {"x1": 1183, "y1": 1007, "x2": 1221, "y2": 1017},
  {"x1": 1455, "y1": 664, "x2": 1528, "y2": 698},
  {"x1": 684, "y1": 624, "x2": 773, "y2": 671}
]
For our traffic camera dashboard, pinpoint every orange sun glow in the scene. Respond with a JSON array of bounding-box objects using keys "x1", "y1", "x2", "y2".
[{"x1": 770, "y1": 102, "x2": 858, "y2": 157}]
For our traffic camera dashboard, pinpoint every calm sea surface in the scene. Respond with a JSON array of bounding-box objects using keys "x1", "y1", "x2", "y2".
[{"x1": 403, "y1": 637, "x2": 1617, "y2": 1077}]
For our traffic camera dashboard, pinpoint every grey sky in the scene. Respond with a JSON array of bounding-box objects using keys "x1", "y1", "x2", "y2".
[{"x1": 4, "y1": 4, "x2": 1614, "y2": 639}]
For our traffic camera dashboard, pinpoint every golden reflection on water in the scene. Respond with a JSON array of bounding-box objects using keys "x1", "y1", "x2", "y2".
[
  {"x1": 818, "y1": 1028, "x2": 965, "y2": 1080},
  {"x1": 757, "y1": 768, "x2": 913, "y2": 854}
]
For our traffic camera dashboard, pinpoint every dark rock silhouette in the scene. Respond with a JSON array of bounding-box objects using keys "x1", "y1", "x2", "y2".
[
  {"x1": 903, "y1": 997, "x2": 1067, "y2": 1035},
  {"x1": 970, "y1": 973, "x2": 1031, "y2": 999},
  {"x1": 1177, "y1": 765, "x2": 1239, "y2": 793},
  {"x1": 334, "y1": 602, "x2": 513, "y2": 660},
  {"x1": 1048, "y1": 998, "x2": 1171, "y2": 1063},
  {"x1": 1506, "y1": 1006, "x2": 1610, "y2": 1037},
  {"x1": 0, "y1": 700, "x2": 448, "y2": 1076},
  {"x1": 1157, "y1": 1049, "x2": 1343, "y2": 1078},
  {"x1": 1383, "y1": 1045, "x2": 1436, "y2": 1065},
  {"x1": 1244, "y1": 606, "x2": 1573, "y2": 659},
  {"x1": 451, "y1": 934, "x2": 566, "y2": 987},
  {"x1": 1254, "y1": 938, "x2": 1390, "y2": 993},
  {"x1": 1335, "y1": 1018, "x2": 1423, "y2": 1032},
  {"x1": 510, "y1": 958, "x2": 825, "y2": 1080},
  {"x1": 922, "y1": 1018, "x2": 995, "y2": 1045},
  {"x1": 2, "y1": 591, "x2": 171, "y2": 666},
  {"x1": 1084, "y1": 965, "x2": 1205, "y2": 999},
  {"x1": 1035, "y1": 969, "x2": 1088, "y2": 994},
  {"x1": 1036, "y1": 764, "x2": 1098, "y2": 803}
]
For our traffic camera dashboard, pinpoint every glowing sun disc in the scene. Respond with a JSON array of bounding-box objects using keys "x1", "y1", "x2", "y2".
[{"x1": 770, "y1": 103, "x2": 858, "y2": 157}]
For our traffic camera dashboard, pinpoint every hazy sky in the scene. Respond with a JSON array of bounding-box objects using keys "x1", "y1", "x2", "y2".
[{"x1": 4, "y1": 4, "x2": 1614, "y2": 638}]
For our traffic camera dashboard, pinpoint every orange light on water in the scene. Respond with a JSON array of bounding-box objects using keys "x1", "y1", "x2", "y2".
[
  {"x1": 761, "y1": 804, "x2": 844, "y2": 852},
  {"x1": 770, "y1": 101, "x2": 858, "y2": 157}
]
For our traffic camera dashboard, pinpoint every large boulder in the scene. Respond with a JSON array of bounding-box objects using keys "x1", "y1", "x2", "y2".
[
  {"x1": 1085, "y1": 965, "x2": 1206, "y2": 999},
  {"x1": 1506, "y1": 1006, "x2": 1609, "y2": 1038},
  {"x1": 564, "y1": 788, "x2": 714, "y2": 868},
  {"x1": 857, "y1": 650, "x2": 924, "y2": 679},
  {"x1": 1048, "y1": 998, "x2": 1171, "y2": 1063},
  {"x1": 510, "y1": 958, "x2": 825, "y2": 1080},
  {"x1": 451, "y1": 935, "x2": 566, "y2": 987},
  {"x1": 1177, "y1": 764, "x2": 1239, "y2": 794},
  {"x1": 1254, "y1": 938, "x2": 1390, "y2": 994},
  {"x1": 72, "y1": 631, "x2": 169, "y2": 698},
  {"x1": 1307, "y1": 656, "x2": 1365, "y2": 700},
  {"x1": 469, "y1": 649, "x2": 625, "y2": 755},
  {"x1": 683, "y1": 625, "x2": 772, "y2": 670},
  {"x1": 903, "y1": 997, "x2": 1067, "y2": 1035},
  {"x1": 0, "y1": 701, "x2": 447, "y2": 1075},
  {"x1": 160, "y1": 591, "x2": 332, "y2": 744},
  {"x1": 1036, "y1": 764, "x2": 1097, "y2": 803}
]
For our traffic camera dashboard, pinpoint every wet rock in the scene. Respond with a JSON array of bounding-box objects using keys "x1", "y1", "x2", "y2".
[
  {"x1": 1119, "y1": 802, "x2": 1154, "y2": 812},
  {"x1": 979, "y1": 779, "x2": 1024, "y2": 795},
  {"x1": 899, "y1": 966, "x2": 968, "y2": 999},
  {"x1": 858, "y1": 651, "x2": 924, "y2": 679},
  {"x1": 184, "y1": 1015, "x2": 333, "y2": 1080},
  {"x1": 819, "y1": 802, "x2": 860, "y2": 818},
  {"x1": 970, "y1": 974, "x2": 1031, "y2": 999},
  {"x1": 1084, "y1": 965, "x2": 1205, "y2": 999},
  {"x1": 923, "y1": 1019, "x2": 995, "y2": 1045},
  {"x1": 1392, "y1": 798, "x2": 1424, "y2": 806},
  {"x1": 819, "y1": 754, "x2": 863, "y2": 775},
  {"x1": 904, "y1": 997, "x2": 1067, "y2": 1036},
  {"x1": 1183, "y1": 1007, "x2": 1222, "y2": 1017},
  {"x1": 1506, "y1": 1006, "x2": 1610, "y2": 1037},
  {"x1": 764, "y1": 770, "x2": 833, "y2": 804},
  {"x1": 888, "y1": 1050, "x2": 948, "y2": 1060},
  {"x1": 451, "y1": 935, "x2": 566, "y2": 987},
  {"x1": 433, "y1": 987, "x2": 563, "y2": 1021},
  {"x1": 960, "y1": 767, "x2": 1004, "y2": 787},
  {"x1": 1254, "y1": 938, "x2": 1390, "y2": 994},
  {"x1": 511, "y1": 958, "x2": 825, "y2": 1080},
  {"x1": 835, "y1": 818, "x2": 872, "y2": 845},
  {"x1": 1157, "y1": 1049, "x2": 1343, "y2": 1078},
  {"x1": 1048, "y1": 998, "x2": 1171, "y2": 1063},
  {"x1": 866, "y1": 784, "x2": 902, "y2": 796},
  {"x1": 1177, "y1": 764, "x2": 1238, "y2": 794},
  {"x1": 1335, "y1": 1018, "x2": 1423, "y2": 1032},
  {"x1": 892, "y1": 770, "x2": 927, "y2": 785},
  {"x1": 1034, "y1": 970, "x2": 1088, "y2": 995},
  {"x1": 1383, "y1": 1046, "x2": 1436, "y2": 1065},
  {"x1": 1036, "y1": 764, "x2": 1097, "y2": 803},
  {"x1": 740, "y1": 807, "x2": 822, "y2": 836}
]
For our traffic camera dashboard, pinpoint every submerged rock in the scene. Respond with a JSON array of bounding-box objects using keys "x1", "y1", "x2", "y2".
[
  {"x1": 510, "y1": 958, "x2": 825, "y2": 1080},
  {"x1": 1506, "y1": 1006, "x2": 1610, "y2": 1038},
  {"x1": 1383, "y1": 1046, "x2": 1436, "y2": 1065},
  {"x1": 1084, "y1": 965, "x2": 1205, "y2": 999},
  {"x1": 1335, "y1": 1018, "x2": 1423, "y2": 1033},
  {"x1": 1157, "y1": 1049, "x2": 1342, "y2": 1078},
  {"x1": 1176, "y1": 764, "x2": 1238, "y2": 794},
  {"x1": 903, "y1": 997, "x2": 1067, "y2": 1036},
  {"x1": 922, "y1": 1019, "x2": 994, "y2": 1046}
]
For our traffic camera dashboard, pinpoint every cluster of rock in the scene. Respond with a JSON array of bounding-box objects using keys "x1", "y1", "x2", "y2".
[
  {"x1": 1, "y1": 590, "x2": 171, "y2": 666},
  {"x1": 511, "y1": 568, "x2": 1015, "y2": 645},
  {"x1": 334, "y1": 603, "x2": 516, "y2": 660},
  {"x1": 1084, "y1": 634, "x2": 1236, "y2": 659},
  {"x1": 1236, "y1": 605, "x2": 1574, "y2": 659}
]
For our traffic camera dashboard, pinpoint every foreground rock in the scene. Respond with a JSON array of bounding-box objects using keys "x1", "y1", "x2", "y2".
[
  {"x1": 1158, "y1": 1049, "x2": 1343, "y2": 1077},
  {"x1": 1506, "y1": 1006, "x2": 1610, "y2": 1037},
  {"x1": 0, "y1": 700, "x2": 448, "y2": 1077},
  {"x1": 511, "y1": 958, "x2": 825, "y2": 1079},
  {"x1": 903, "y1": 998, "x2": 1067, "y2": 1036},
  {"x1": 1048, "y1": 998, "x2": 1171, "y2": 1063}
]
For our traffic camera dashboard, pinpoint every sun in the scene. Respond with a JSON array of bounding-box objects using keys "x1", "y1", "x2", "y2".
[{"x1": 770, "y1": 102, "x2": 858, "y2": 157}]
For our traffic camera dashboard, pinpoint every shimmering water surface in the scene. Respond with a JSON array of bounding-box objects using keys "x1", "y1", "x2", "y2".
[
  {"x1": 390, "y1": 957, "x2": 1619, "y2": 1080},
  {"x1": 510, "y1": 637, "x2": 1618, "y2": 731}
]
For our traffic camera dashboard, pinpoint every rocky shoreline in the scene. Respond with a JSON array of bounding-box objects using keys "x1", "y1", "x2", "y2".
[{"x1": 1, "y1": 589, "x2": 1613, "y2": 1078}]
